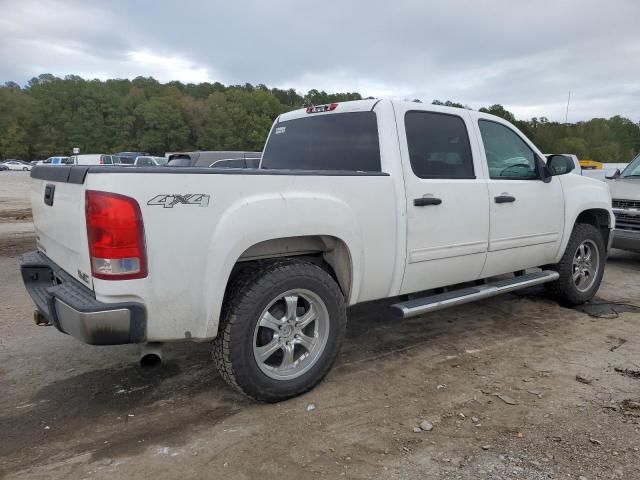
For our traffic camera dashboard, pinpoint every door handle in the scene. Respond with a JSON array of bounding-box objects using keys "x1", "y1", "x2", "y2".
[
  {"x1": 494, "y1": 195, "x2": 516, "y2": 204},
  {"x1": 414, "y1": 197, "x2": 442, "y2": 206}
]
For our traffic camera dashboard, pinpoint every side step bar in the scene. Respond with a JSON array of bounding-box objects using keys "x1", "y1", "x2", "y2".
[{"x1": 391, "y1": 270, "x2": 559, "y2": 319}]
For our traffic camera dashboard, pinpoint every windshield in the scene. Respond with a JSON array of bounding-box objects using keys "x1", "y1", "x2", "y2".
[{"x1": 622, "y1": 154, "x2": 640, "y2": 177}]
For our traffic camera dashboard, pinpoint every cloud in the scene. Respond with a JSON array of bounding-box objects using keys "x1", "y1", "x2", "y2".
[
  {"x1": 1, "y1": 0, "x2": 639, "y2": 121},
  {"x1": 125, "y1": 50, "x2": 213, "y2": 84}
]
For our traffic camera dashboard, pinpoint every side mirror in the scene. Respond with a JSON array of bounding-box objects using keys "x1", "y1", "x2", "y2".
[
  {"x1": 546, "y1": 154, "x2": 575, "y2": 176},
  {"x1": 605, "y1": 168, "x2": 621, "y2": 180}
]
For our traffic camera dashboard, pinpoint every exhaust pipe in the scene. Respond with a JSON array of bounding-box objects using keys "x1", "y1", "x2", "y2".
[
  {"x1": 34, "y1": 310, "x2": 51, "y2": 326},
  {"x1": 139, "y1": 342, "x2": 163, "y2": 368}
]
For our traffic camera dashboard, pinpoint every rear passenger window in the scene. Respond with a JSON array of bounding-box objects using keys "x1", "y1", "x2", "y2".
[
  {"x1": 405, "y1": 111, "x2": 474, "y2": 179},
  {"x1": 261, "y1": 112, "x2": 381, "y2": 172}
]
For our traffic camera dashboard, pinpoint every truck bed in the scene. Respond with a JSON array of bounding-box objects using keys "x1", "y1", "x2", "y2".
[{"x1": 29, "y1": 165, "x2": 398, "y2": 342}]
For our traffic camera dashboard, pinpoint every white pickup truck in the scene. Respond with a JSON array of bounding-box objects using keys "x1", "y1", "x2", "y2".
[{"x1": 22, "y1": 99, "x2": 614, "y2": 402}]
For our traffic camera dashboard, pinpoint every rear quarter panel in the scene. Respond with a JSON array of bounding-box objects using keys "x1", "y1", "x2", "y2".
[{"x1": 86, "y1": 171, "x2": 398, "y2": 341}]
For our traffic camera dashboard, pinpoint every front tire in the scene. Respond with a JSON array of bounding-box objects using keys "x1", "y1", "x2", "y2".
[
  {"x1": 212, "y1": 259, "x2": 346, "y2": 402},
  {"x1": 545, "y1": 223, "x2": 606, "y2": 306}
]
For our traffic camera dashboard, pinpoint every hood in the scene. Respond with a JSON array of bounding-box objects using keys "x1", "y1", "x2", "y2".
[{"x1": 608, "y1": 177, "x2": 640, "y2": 201}]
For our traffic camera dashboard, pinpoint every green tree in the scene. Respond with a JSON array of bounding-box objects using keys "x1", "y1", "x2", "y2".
[{"x1": 1, "y1": 74, "x2": 639, "y2": 163}]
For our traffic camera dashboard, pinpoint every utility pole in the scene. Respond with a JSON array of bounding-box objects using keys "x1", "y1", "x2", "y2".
[{"x1": 565, "y1": 91, "x2": 571, "y2": 124}]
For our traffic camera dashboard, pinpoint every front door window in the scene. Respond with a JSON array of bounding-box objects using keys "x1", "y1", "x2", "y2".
[{"x1": 479, "y1": 120, "x2": 538, "y2": 180}]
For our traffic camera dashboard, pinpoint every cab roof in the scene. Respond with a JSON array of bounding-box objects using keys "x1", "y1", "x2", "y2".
[
  {"x1": 277, "y1": 98, "x2": 493, "y2": 123},
  {"x1": 277, "y1": 100, "x2": 526, "y2": 138},
  {"x1": 278, "y1": 99, "x2": 381, "y2": 122}
]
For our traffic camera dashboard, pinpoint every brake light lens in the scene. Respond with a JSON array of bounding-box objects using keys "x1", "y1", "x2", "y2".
[
  {"x1": 85, "y1": 190, "x2": 147, "y2": 280},
  {"x1": 306, "y1": 103, "x2": 338, "y2": 113}
]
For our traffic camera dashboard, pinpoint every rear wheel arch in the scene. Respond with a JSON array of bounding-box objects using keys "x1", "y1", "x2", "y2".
[{"x1": 228, "y1": 234, "x2": 353, "y2": 303}]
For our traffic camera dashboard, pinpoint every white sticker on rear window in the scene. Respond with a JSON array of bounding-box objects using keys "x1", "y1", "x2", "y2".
[{"x1": 275, "y1": 126, "x2": 286, "y2": 135}]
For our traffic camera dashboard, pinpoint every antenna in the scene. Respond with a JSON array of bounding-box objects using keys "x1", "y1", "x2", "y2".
[{"x1": 565, "y1": 91, "x2": 571, "y2": 124}]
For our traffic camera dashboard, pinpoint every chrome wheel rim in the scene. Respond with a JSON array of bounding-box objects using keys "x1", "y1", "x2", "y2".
[
  {"x1": 572, "y1": 239, "x2": 600, "y2": 292},
  {"x1": 252, "y1": 289, "x2": 330, "y2": 381}
]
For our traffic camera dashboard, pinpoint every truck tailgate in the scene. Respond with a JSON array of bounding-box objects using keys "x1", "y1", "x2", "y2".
[{"x1": 30, "y1": 168, "x2": 93, "y2": 289}]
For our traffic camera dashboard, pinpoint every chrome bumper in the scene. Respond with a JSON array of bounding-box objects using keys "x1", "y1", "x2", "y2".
[
  {"x1": 612, "y1": 228, "x2": 640, "y2": 252},
  {"x1": 20, "y1": 251, "x2": 146, "y2": 345},
  {"x1": 611, "y1": 206, "x2": 640, "y2": 252}
]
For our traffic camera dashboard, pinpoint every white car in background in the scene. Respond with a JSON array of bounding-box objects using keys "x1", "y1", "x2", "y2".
[
  {"x1": 3, "y1": 160, "x2": 32, "y2": 171},
  {"x1": 36, "y1": 157, "x2": 71, "y2": 165},
  {"x1": 133, "y1": 156, "x2": 168, "y2": 167}
]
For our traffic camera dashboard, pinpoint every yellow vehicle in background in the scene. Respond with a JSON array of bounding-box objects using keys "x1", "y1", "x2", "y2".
[{"x1": 580, "y1": 159, "x2": 603, "y2": 170}]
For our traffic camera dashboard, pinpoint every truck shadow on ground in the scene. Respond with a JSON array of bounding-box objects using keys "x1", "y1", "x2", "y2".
[
  {"x1": 0, "y1": 345, "x2": 249, "y2": 471},
  {"x1": 0, "y1": 287, "x2": 583, "y2": 473}
]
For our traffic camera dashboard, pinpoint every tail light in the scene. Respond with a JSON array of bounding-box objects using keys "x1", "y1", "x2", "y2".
[{"x1": 85, "y1": 190, "x2": 147, "y2": 280}]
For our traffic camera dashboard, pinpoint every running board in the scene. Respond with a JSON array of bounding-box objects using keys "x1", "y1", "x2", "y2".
[{"x1": 391, "y1": 270, "x2": 559, "y2": 319}]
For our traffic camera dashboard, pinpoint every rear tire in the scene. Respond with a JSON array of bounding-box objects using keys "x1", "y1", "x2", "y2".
[
  {"x1": 212, "y1": 259, "x2": 346, "y2": 402},
  {"x1": 545, "y1": 223, "x2": 605, "y2": 306}
]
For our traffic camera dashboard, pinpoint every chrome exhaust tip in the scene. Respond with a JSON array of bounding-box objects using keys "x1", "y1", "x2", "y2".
[{"x1": 139, "y1": 342, "x2": 163, "y2": 368}]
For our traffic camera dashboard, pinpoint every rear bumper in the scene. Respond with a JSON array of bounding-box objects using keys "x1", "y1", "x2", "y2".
[
  {"x1": 612, "y1": 229, "x2": 640, "y2": 252},
  {"x1": 20, "y1": 250, "x2": 146, "y2": 345}
]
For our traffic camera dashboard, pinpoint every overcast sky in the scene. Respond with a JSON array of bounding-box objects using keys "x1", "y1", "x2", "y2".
[{"x1": 1, "y1": 0, "x2": 639, "y2": 122}]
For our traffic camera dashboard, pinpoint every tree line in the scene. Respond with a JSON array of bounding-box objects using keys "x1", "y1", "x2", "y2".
[{"x1": 1, "y1": 74, "x2": 639, "y2": 163}]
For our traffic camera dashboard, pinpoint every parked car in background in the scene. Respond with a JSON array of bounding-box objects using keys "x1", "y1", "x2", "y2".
[
  {"x1": 607, "y1": 153, "x2": 640, "y2": 252},
  {"x1": 114, "y1": 152, "x2": 149, "y2": 165},
  {"x1": 133, "y1": 156, "x2": 168, "y2": 167},
  {"x1": 66, "y1": 154, "x2": 121, "y2": 165},
  {"x1": 22, "y1": 99, "x2": 613, "y2": 402},
  {"x1": 0, "y1": 163, "x2": 8, "y2": 171},
  {"x1": 36, "y1": 156, "x2": 71, "y2": 165},
  {"x1": 2, "y1": 160, "x2": 32, "y2": 171},
  {"x1": 166, "y1": 151, "x2": 261, "y2": 167}
]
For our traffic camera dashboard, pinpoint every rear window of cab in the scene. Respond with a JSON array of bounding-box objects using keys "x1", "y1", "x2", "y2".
[{"x1": 261, "y1": 112, "x2": 381, "y2": 172}]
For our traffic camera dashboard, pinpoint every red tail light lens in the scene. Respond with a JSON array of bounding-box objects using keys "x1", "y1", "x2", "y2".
[{"x1": 85, "y1": 190, "x2": 147, "y2": 280}]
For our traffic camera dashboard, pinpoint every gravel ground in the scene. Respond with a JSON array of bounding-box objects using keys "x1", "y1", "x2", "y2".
[
  {"x1": 1, "y1": 174, "x2": 640, "y2": 479},
  {"x1": 0, "y1": 171, "x2": 32, "y2": 211}
]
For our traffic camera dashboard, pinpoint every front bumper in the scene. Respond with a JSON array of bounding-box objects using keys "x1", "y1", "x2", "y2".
[
  {"x1": 612, "y1": 228, "x2": 640, "y2": 252},
  {"x1": 611, "y1": 206, "x2": 640, "y2": 252},
  {"x1": 20, "y1": 250, "x2": 146, "y2": 345}
]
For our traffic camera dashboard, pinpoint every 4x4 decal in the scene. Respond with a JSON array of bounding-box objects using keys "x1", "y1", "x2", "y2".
[{"x1": 147, "y1": 194, "x2": 210, "y2": 208}]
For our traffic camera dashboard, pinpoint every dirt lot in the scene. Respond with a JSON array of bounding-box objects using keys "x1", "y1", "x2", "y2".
[{"x1": 1, "y1": 172, "x2": 640, "y2": 479}]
